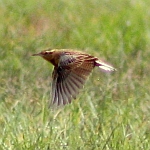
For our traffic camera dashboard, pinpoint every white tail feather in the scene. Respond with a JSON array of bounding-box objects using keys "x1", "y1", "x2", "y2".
[{"x1": 95, "y1": 60, "x2": 116, "y2": 72}]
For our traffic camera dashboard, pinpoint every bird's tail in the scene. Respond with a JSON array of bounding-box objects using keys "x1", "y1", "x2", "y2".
[{"x1": 95, "y1": 60, "x2": 116, "y2": 72}]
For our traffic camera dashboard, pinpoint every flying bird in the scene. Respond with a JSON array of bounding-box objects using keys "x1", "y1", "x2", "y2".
[{"x1": 33, "y1": 49, "x2": 116, "y2": 106}]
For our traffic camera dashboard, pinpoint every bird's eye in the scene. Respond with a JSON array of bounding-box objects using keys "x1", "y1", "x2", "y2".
[
  {"x1": 44, "y1": 51, "x2": 48, "y2": 55},
  {"x1": 42, "y1": 51, "x2": 50, "y2": 55}
]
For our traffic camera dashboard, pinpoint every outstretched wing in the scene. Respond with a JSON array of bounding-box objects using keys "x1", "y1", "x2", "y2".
[{"x1": 50, "y1": 53, "x2": 95, "y2": 106}]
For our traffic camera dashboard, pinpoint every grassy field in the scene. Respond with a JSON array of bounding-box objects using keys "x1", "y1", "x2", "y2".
[{"x1": 0, "y1": 0, "x2": 150, "y2": 149}]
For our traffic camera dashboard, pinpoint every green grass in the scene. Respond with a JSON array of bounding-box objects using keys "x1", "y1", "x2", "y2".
[{"x1": 0, "y1": 0, "x2": 150, "y2": 149}]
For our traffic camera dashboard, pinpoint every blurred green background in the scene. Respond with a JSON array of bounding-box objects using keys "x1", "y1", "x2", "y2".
[{"x1": 0, "y1": 0, "x2": 150, "y2": 149}]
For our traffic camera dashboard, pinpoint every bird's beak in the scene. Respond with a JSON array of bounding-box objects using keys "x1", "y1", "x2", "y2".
[{"x1": 32, "y1": 53, "x2": 41, "y2": 56}]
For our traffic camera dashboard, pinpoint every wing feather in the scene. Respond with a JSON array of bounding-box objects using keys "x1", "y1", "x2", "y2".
[
  {"x1": 53, "y1": 84, "x2": 58, "y2": 105},
  {"x1": 59, "y1": 82, "x2": 67, "y2": 105},
  {"x1": 56, "y1": 83, "x2": 62, "y2": 105},
  {"x1": 62, "y1": 81, "x2": 72, "y2": 103},
  {"x1": 50, "y1": 54, "x2": 95, "y2": 106}
]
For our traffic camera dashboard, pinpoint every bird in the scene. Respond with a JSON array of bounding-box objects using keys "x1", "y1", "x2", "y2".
[{"x1": 32, "y1": 48, "x2": 116, "y2": 106}]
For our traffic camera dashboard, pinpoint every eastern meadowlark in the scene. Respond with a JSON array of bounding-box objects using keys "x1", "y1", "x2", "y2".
[{"x1": 33, "y1": 49, "x2": 116, "y2": 106}]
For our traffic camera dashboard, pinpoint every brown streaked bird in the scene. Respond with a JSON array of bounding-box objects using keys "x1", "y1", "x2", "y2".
[{"x1": 33, "y1": 49, "x2": 116, "y2": 106}]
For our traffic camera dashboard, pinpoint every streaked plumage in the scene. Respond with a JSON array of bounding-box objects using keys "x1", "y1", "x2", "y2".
[{"x1": 33, "y1": 49, "x2": 116, "y2": 106}]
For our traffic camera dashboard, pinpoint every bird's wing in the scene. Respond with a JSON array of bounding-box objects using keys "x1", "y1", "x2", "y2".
[{"x1": 50, "y1": 54, "x2": 95, "y2": 106}]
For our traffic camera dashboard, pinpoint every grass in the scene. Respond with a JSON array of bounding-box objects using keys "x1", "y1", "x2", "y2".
[{"x1": 0, "y1": 0, "x2": 150, "y2": 149}]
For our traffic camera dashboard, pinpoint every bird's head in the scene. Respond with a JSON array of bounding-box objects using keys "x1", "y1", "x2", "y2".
[
  {"x1": 32, "y1": 49, "x2": 56, "y2": 60},
  {"x1": 32, "y1": 49, "x2": 61, "y2": 66}
]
